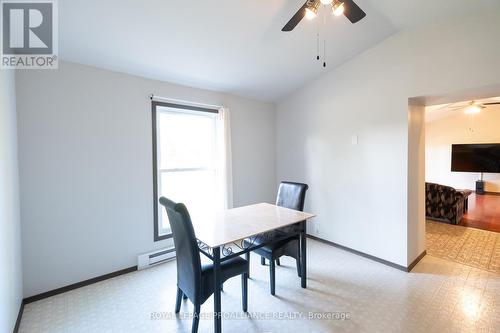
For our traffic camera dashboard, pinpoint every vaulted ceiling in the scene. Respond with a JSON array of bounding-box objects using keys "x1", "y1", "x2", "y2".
[{"x1": 59, "y1": 0, "x2": 500, "y2": 102}]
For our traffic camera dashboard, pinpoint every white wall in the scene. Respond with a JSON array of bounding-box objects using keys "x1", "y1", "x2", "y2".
[
  {"x1": 407, "y1": 103, "x2": 426, "y2": 264},
  {"x1": 0, "y1": 70, "x2": 23, "y2": 332},
  {"x1": 16, "y1": 61, "x2": 276, "y2": 297},
  {"x1": 426, "y1": 105, "x2": 500, "y2": 193},
  {"x1": 276, "y1": 13, "x2": 500, "y2": 267}
]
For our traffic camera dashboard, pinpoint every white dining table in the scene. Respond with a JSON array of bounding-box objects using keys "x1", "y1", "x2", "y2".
[{"x1": 192, "y1": 202, "x2": 316, "y2": 333}]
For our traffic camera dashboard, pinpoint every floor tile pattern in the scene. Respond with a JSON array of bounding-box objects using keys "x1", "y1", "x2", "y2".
[
  {"x1": 427, "y1": 220, "x2": 500, "y2": 273},
  {"x1": 19, "y1": 240, "x2": 500, "y2": 333}
]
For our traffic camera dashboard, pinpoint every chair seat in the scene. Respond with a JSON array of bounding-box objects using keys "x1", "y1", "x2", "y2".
[
  {"x1": 200, "y1": 256, "x2": 248, "y2": 302},
  {"x1": 244, "y1": 235, "x2": 299, "y2": 260}
]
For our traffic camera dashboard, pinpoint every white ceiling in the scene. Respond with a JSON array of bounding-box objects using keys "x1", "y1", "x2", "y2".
[{"x1": 59, "y1": 0, "x2": 500, "y2": 102}]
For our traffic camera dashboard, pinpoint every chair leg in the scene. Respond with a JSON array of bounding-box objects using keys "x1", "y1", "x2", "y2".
[
  {"x1": 270, "y1": 260, "x2": 275, "y2": 295},
  {"x1": 192, "y1": 303, "x2": 201, "y2": 333},
  {"x1": 296, "y1": 257, "x2": 301, "y2": 277},
  {"x1": 175, "y1": 287, "x2": 183, "y2": 313},
  {"x1": 241, "y1": 273, "x2": 248, "y2": 312},
  {"x1": 296, "y1": 241, "x2": 301, "y2": 277},
  {"x1": 261, "y1": 257, "x2": 265, "y2": 265},
  {"x1": 276, "y1": 258, "x2": 281, "y2": 266},
  {"x1": 245, "y1": 252, "x2": 250, "y2": 278}
]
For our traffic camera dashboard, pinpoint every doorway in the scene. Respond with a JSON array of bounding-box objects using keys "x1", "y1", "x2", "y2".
[
  {"x1": 417, "y1": 96, "x2": 500, "y2": 274},
  {"x1": 425, "y1": 97, "x2": 500, "y2": 233}
]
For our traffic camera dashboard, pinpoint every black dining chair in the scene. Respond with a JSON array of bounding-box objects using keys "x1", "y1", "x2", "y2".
[
  {"x1": 159, "y1": 197, "x2": 249, "y2": 333},
  {"x1": 245, "y1": 181, "x2": 308, "y2": 295}
]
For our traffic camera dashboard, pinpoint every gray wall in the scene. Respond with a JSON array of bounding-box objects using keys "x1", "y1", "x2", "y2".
[
  {"x1": 16, "y1": 61, "x2": 276, "y2": 297},
  {"x1": 276, "y1": 13, "x2": 500, "y2": 267},
  {"x1": 0, "y1": 70, "x2": 23, "y2": 332}
]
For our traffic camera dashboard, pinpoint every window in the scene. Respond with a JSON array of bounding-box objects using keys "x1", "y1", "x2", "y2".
[{"x1": 152, "y1": 101, "x2": 230, "y2": 241}]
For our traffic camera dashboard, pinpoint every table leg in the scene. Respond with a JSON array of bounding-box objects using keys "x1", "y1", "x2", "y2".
[
  {"x1": 213, "y1": 247, "x2": 222, "y2": 333},
  {"x1": 300, "y1": 222, "x2": 307, "y2": 288}
]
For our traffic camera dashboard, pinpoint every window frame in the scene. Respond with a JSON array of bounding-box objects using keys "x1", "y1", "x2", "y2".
[{"x1": 151, "y1": 100, "x2": 219, "y2": 241}]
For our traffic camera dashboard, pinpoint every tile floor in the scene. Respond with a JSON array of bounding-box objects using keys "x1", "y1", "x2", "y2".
[
  {"x1": 427, "y1": 220, "x2": 500, "y2": 273},
  {"x1": 19, "y1": 240, "x2": 500, "y2": 333}
]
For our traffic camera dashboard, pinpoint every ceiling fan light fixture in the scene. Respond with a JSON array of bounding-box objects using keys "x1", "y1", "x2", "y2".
[
  {"x1": 305, "y1": 8, "x2": 317, "y2": 20},
  {"x1": 465, "y1": 105, "x2": 481, "y2": 114},
  {"x1": 332, "y1": 1, "x2": 345, "y2": 16},
  {"x1": 305, "y1": 1, "x2": 320, "y2": 20},
  {"x1": 281, "y1": 0, "x2": 365, "y2": 32}
]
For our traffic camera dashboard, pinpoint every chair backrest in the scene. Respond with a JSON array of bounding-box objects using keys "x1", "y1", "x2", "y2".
[
  {"x1": 159, "y1": 197, "x2": 201, "y2": 301},
  {"x1": 276, "y1": 181, "x2": 309, "y2": 211}
]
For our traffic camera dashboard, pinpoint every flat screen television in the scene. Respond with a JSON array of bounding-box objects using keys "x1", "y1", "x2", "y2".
[{"x1": 451, "y1": 144, "x2": 500, "y2": 173}]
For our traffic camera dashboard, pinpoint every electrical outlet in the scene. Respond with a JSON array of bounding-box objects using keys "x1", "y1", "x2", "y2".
[
  {"x1": 351, "y1": 134, "x2": 358, "y2": 145},
  {"x1": 315, "y1": 221, "x2": 320, "y2": 234}
]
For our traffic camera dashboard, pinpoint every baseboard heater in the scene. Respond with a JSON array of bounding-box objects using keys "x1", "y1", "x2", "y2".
[{"x1": 138, "y1": 247, "x2": 176, "y2": 270}]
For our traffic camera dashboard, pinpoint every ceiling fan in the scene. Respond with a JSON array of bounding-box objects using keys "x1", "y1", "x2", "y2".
[
  {"x1": 446, "y1": 101, "x2": 500, "y2": 114},
  {"x1": 282, "y1": 0, "x2": 366, "y2": 32}
]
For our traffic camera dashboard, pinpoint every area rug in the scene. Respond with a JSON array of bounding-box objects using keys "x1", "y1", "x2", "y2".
[{"x1": 426, "y1": 220, "x2": 500, "y2": 274}]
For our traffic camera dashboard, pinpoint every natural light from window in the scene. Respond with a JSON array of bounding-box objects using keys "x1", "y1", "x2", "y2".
[{"x1": 156, "y1": 106, "x2": 220, "y2": 236}]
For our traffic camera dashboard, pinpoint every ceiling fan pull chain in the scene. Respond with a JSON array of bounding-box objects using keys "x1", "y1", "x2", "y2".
[
  {"x1": 316, "y1": 33, "x2": 320, "y2": 60},
  {"x1": 322, "y1": 7, "x2": 326, "y2": 67},
  {"x1": 323, "y1": 39, "x2": 326, "y2": 67},
  {"x1": 316, "y1": 16, "x2": 320, "y2": 60}
]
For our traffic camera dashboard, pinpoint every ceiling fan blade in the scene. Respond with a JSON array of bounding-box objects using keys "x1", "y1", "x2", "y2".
[
  {"x1": 433, "y1": 104, "x2": 458, "y2": 111},
  {"x1": 483, "y1": 102, "x2": 500, "y2": 105},
  {"x1": 282, "y1": 1, "x2": 308, "y2": 32},
  {"x1": 343, "y1": 0, "x2": 366, "y2": 24}
]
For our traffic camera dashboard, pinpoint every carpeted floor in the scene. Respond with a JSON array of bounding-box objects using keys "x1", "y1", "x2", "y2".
[{"x1": 426, "y1": 220, "x2": 500, "y2": 274}]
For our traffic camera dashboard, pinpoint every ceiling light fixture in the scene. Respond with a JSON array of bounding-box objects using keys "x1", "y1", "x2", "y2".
[
  {"x1": 305, "y1": 1, "x2": 320, "y2": 20},
  {"x1": 282, "y1": 0, "x2": 366, "y2": 69},
  {"x1": 282, "y1": 0, "x2": 366, "y2": 32},
  {"x1": 465, "y1": 105, "x2": 481, "y2": 114},
  {"x1": 332, "y1": 1, "x2": 345, "y2": 16}
]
